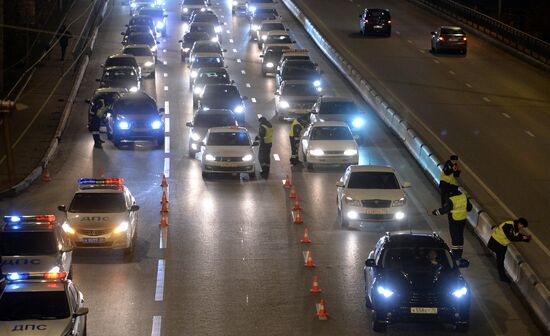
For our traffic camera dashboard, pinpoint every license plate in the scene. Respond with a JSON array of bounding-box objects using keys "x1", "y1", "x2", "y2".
[
  {"x1": 133, "y1": 128, "x2": 148, "y2": 132},
  {"x1": 366, "y1": 209, "x2": 388, "y2": 214},
  {"x1": 217, "y1": 162, "x2": 237, "y2": 167},
  {"x1": 82, "y1": 238, "x2": 105, "y2": 244},
  {"x1": 374, "y1": 25, "x2": 383, "y2": 29},
  {"x1": 410, "y1": 307, "x2": 437, "y2": 314},
  {"x1": 449, "y1": 38, "x2": 459, "y2": 42}
]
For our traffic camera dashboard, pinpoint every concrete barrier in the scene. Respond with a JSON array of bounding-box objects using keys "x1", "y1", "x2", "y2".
[{"x1": 505, "y1": 245, "x2": 524, "y2": 282}]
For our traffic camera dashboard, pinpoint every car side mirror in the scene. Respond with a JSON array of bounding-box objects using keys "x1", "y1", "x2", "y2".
[
  {"x1": 73, "y1": 307, "x2": 89, "y2": 317},
  {"x1": 178, "y1": 39, "x2": 183, "y2": 43},
  {"x1": 121, "y1": 32, "x2": 125, "y2": 35},
  {"x1": 274, "y1": 92, "x2": 279, "y2": 96},
  {"x1": 336, "y1": 180, "x2": 344, "y2": 187},
  {"x1": 186, "y1": 122, "x2": 193, "y2": 127},
  {"x1": 365, "y1": 259, "x2": 376, "y2": 267},
  {"x1": 402, "y1": 181, "x2": 411, "y2": 188},
  {"x1": 259, "y1": 54, "x2": 263, "y2": 58},
  {"x1": 130, "y1": 205, "x2": 140, "y2": 212},
  {"x1": 252, "y1": 141, "x2": 259, "y2": 146},
  {"x1": 58, "y1": 205, "x2": 67, "y2": 212},
  {"x1": 457, "y1": 259, "x2": 470, "y2": 268},
  {"x1": 159, "y1": 107, "x2": 165, "y2": 113}
]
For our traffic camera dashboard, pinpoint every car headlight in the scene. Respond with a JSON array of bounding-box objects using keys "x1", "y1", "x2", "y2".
[
  {"x1": 394, "y1": 211, "x2": 405, "y2": 220},
  {"x1": 344, "y1": 196, "x2": 361, "y2": 207},
  {"x1": 261, "y1": 35, "x2": 267, "y2": 40},
  {"x1": 194, "y1": 87, "x2": 203, "y2": 95},
  {"x1": 215, "y1": 26, "x2": 222, "y2": 33},
  {"x1": 129, "y1": 86, "x2": 138, "y2": 93},
  {"x1": 251, "y1": 24, "x2": 259, "y2": 31},
  {"x1": 316, "y1": 87, "x2": 323, "y2": 92},
  {"x1": 309, "y1": 149, "x2": 324, "y2": 156},
  {"x1": 266, "y1": 62, "x2": 274, "y2": 68},
  {"x1": 144, "y1": 61, "x2": 154, "y2": 67},
  {"x1": 182, "y1": 47, "x2": 190, "y2": 53},
  {"x1": 156, "y1": 21, "x2": 165, "y2": 29},
  {"x1": 200, "y1": 7, "x2": 206, "y2": 11},
  {"x1": 211, "y1": 36, "x2": 219, "y2": 42},
  {"x1": 151, "y1": 120, "x2": 162, "y2": 129},
  {"x1": 279, "y1": 100, "x2": 290, "y2": 109},
  {"x1": 352, "y1": 117, "x2": 365, "y2": 128},
  {"x1": 62, "y1": 223, "x2": 75, "y2": 235},
  {"x1": 344, "y1": 149, "x2": 357, "y2": 156},
  {"x1": 452, "y1": 286, "x2": 468, "y2": 298},
  {"x1": 232, "y1": 0, "x2": 238, "y2": 5},
  {"x1": 391, "y1": 198, "x2": 406, "y2": 207},
  {"x1": 205, "y1": 154, "x2": 216, "y2": 161},
  {"x1": 183, "y1": 7, "x2": 189, "y2": 12},
  {"x1": 150, "y1": 45, "x2": 158, "y2": 52},
  {"x1": 113, "y1": 221, "x2": 129, "y2": 234},
  {"x1": 190, "y1": 70, "x2": 198, "y2": 78},
  {"x1": 118, "y1": 121, "x2": 130, "y2": 129},
  {"x1": 377, "y1": 286, "x2": 394, "y2": 298},
  {"x1": 242, "y1": 154, "x2": 253, "y2": 161},
  {"x1": 190, "y1": 132, "x2": 201, "y2": 141},
  {"x1": 249, "y1": 6, "x2": 256, "y2": 12},
  {"x1": 313, "y1": 80, "x2": 321, "y2": 87},
  {"x1": 347, "y1": 210, "x2": 359, "y2": 219},
  {"x1": 234, "y1": 105, "x2": 244, "y2": 113}
]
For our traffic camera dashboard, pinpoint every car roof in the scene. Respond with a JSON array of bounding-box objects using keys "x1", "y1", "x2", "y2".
[
  {"x1": 348, "y1": 165, "x2": 395, "y2": 173},
  {"x1": 282, "y1": 79, "x2": 312, "y2": 85},
  {"x1": 311, "y1": 121, "x2": 349, "y2": 127},
  {"x1": 108, "y1": 53, "x2": 137, "y2": 59},
  {"x1": 194, "y1": 52, "x2": 223, "y2": 57},
  {"x1": 260, "y1": 19, "x2": 283, "y2": 25},
  {"x1": 1, "y1": 222, "x2": 58, "y2": 232},
  {"x1": 198, "y1": 67, "x2": 228, "y2": 73},
  {"x1": 119, "y1": 91, "x2": 156, "y2": 102},
  {"x1": 196, "y1": 108, "x2": 234, "y2": 115},
  {"x1": 4, "y1": 281, "x2": 67, "y2": 293},
  {"x1": 94, "y1": 87, "x2": 128, "y2": 94},
  {"x1": 208, "y1": 126, "x2": 248, "y2": 133},
  {"x1": 379, "y1": 233, "x2": 448, "y2": 249},
  {"x1": 104, "y1": 65, "x2": 136, "y2": 71},
  {"x1": 441, "y1": 26, "x2": 464, "y2": 31},
  {"x1": 267, "y1": 30, "x2": 289, "y2": 35},
  {"x1": 75, "y1": 187, "x2": 125, "y2": 194},
  {"x1": 123, "y1": 44, "x2": 152, "y2": 50},
  {"x1": 318, "y1": 96, "x2": 355, "y2": 103}
]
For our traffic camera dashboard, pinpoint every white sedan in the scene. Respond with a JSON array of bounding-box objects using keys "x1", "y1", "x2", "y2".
[
  {"x1": 200, "y1": 126, "x2": 259, "y2": 179},
  {"x1": 298, "y1": 121, "x2": 359, "y2": 170},
  {"x1": 336, "y1": 165, "x2": 411, "y2": 226}
]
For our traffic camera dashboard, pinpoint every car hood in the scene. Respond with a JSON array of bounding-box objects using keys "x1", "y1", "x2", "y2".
[
  {"x1": 380, "y1": 268, "x2": 464, "y2": 292},
  {"x1": 133, "y1": 56, "x2": 154, "y2": 65},
  {"x1": 316, "y1": 113, "x2": 359, "y2": 123},
  {"x1": 204, "y1": 146, "x2": 252, "y2": 157},
  {"x1": 116, "y1": 113, "x2": 160, "y2": 121},
  {"x1": 344, "y1": 188, "x2": 404, "y2": 201},
  {"x1": 307, "y1": 139, "x2": 357, "y2": 151},
  {"x1": 66, "y1": 213, "x2": 127, "y2": 229},
  {"x1": 102, "y1": 78, "x2": 137, "y2": 88},
  {"x1": 200, "y1": 98, "x2": 241, "y2": 109},
  {"x1": 281, "y1": 95, "x2": 318, "y2": 103},
  {"x1": 190, "y1": 127, "x2": 209, "y2": 139},
  {"x1": 1, "y1": 255, "x2": 60, "y2": 274},
  {"x1": 0, "y1": 319, "x2": 72, "y2": 336}
]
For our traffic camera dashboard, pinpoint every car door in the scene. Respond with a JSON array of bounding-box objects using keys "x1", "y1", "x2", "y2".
[
  {"x1": 337, "y1": 167, "x2": 351, "y2": 209},
  {"x1": 298, "y1": 126, "x2": 311, "y2": 161},
  {"x1": 67, "y1": 284, "x2": 84, "y2": 334}
]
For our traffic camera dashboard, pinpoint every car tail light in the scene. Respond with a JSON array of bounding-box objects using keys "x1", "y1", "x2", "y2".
[
  {"x1": 438, "y1": 36, "x2": 444, "y2": 42},
  {"x1": 387, "y1": 20, "x2": 391, "y2": 24},
  {"x1": 44, "y1": 272, "x2": 67, "y2": 280},
  {"x1": 463, "y1": 36, "x2": 467, "y2": 41},
  {"x1": 364, "y1": 19, "x2": 368, "y2": 24}
]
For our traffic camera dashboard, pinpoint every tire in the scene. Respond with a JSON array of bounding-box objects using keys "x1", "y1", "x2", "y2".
[
  {"x1": 181, "y1": 53, "x2": 185, "y2": 62},
  {"x1": 107, "y1": 129, "x2": 113, "y2": 140},
  {"x1": 249, "y1": 172, "x2": 256, "y2": 179},
  {"x1": 150, "y1": 71, "x2": 156, "y2": 78},
  {"x1": 188, "y1": 149, "x2": 196, "y2": 158},
  {"x1": 113, "y1": 135, "x2": 122, "y2": 147},
  {"x1": 202, "y1": 172, "x2": 209, "y2": 179},
  {"x1": 156, "y1": 136, "x2": 165, "y2": 148},
  {"x1": 371, "y1": 310, "x2": 387, "y2": 333},
  {"x1": 306, "y1": 163, "x2": 314, "y2": 171}
]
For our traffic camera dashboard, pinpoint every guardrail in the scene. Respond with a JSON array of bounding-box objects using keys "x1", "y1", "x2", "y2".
[
  {"x1": 411, "y1": 0, "x2": 550, "y2": 66},
  {"x1": 281, "y1": 0, "x2": 550, "y2": 331}
]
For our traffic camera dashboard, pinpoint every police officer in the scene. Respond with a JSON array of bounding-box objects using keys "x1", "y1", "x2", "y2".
[
  {"x1": 439, "y1": 155, "x2": 461, "y2": 206},
  {"x1": 257, "y1": 114, "x2": 273, "y2": 176},
  {"x1": 488, "y1": 218, "x2": 531, "y2": 282},
  {"x1": 430, "y1": 186, "x2": 472, "y2": 259},
  {"x1": 89, "y1": 99, "x2": 107, "y2": 149},
  {"x1": 289, "y1": 114, "x2": 309, "y2": 165}
]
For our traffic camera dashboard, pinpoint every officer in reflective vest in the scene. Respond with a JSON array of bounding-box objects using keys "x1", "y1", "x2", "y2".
[
  {"x1": 289, "y1": 115, "x2": 309, "y2": 165},
  {"x1": 488, "y1": 218, "x2": 531, "y2": 282},
  {"x1": 89, "y1": 99, "x2": 107, "y2": 149},
  {"x1": 257, "y1": 115, "x2": 273, "y2": 176},
  {"x1": 430, "y1": 186, "x2": 472, "y2": 259},
  {"x1": 439, "y1": 155, "x2": 461, "y2": 206}
]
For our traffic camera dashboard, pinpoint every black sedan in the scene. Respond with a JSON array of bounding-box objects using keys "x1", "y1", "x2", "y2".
[
  {"x1": 197, "y1": 84, "x2": 247, "y2": 124},
  {"x1": 97, "y1": 66, "x2": 140, "y2": 92},
  {"x1": 359, "y1": 8, "x2": 391, "y2": 37}
]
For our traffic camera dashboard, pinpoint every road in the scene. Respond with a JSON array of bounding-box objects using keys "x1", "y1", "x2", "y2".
[{"x1": 0, "y1": 0, "x2": 543, "y2": 334}]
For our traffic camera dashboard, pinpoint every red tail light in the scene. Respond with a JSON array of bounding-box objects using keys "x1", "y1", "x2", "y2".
[{"x1": 44, "y1": 272, "x2": 67, "y2": 280}]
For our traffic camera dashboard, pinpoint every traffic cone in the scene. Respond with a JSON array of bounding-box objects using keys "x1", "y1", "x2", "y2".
[
  {"x1": 301, "y1": 228, "x2": 311, "y2": 243},
  {"x1": 293, "y1": 196, "x2": 301, "y2": 211},
  {"x1": 304, "y1": 250, "x2": 316, "y2": 267},
  {"x1": 160, "y1": 174, "x2": 168, "y2": 188},
  {"x1": 310, "y1": 275, "x2": 322, "y2": 293},
  {"x1": 292, "y1": 209, "x2": 303, "y2": 224},
  {"x1": 160, "y1": 190, "x2": 169, "y2": 204},
  {"x1": 316, "y1": 299, "x2": 329, "y2": 320},
  {"x1": 42, "y1": 167, "x2": 52, "y2": 182},
  {"x1": 159, "y1": 211, "x2": 168, "y2": 227},
  {"x1": 289, "y1": 185, "x2": 297, "y2": 199},
  {"x1": 160, "y1": 201, "x2": 169, "y2": 213},
  {"x1": 283, "y1": 175, "x2": 292, "y2": 189}
]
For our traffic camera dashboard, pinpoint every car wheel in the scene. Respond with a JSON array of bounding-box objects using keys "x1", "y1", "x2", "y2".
[
  {"x1": 188, "y1": 148, "x2": 196, "y2": 158},
  {"x1": 202, "y1": 172, "x2": 209, "y2": 179},
  {"x1": 107, "y1": 128, "x2": 113, "y2": 140},
  {"x1": 249, "y1": 171, "x2": 256, "y2": 179},
  {"x1": 156, "y1": 136, "x2": 165, "y2": 148},
  {"x1": 262, "y1": 70, "x2": 267, "y2": 77},
  {"x1": 386, "y1": 31, "x2": 391, "y2": 37},
  {"x1": 461, "y1": 49, "x2": 467, "y2": 55},
  {"x1": 113, "y1": 135, "x2": 122, "y2": 147},
  {"x1": 150, "y1": 71, "x2": 156, "y2": 78},
  {"x1": 123, "y1": 241, "x2": 134, "y2": 257},
  {"x1": 306, "y1": 163, "x2": 314, "y2": 171},
  {"x1": 181, "y1": 53, "x2": 185, "y2": 62},
  {"x1": 232, "y1": 9, "x2": 235, "y2": 14},
  {"x1": 455, "y1": 322, "x2": 469, "y2": 332},
  {"x1": 371, "y1": 310, "x2": 387, "y2": 333}
]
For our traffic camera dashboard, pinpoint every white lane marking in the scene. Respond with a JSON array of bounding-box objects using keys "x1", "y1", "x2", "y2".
[
  {"x1": 251, "y1": 97, "x2": 257, "y2": 103},
  {"x1": 163, "y1": 73, "x2": 168, "y2": 78},
  {"x1": 226, "y1": 29, "x2": 231, "y2": 34},
  {"x1": 232, "y1": 48, "x2": 237, "y2": 53},
  {"x1": 525, "y1": 130, "x2": 535, "y2": 137},
  {"x1": 151, "y1": 316, "x2": 161, "y2": 336},
  {"x1": 273, "y1": 153, "x2": 280, "y2": 161},
  {"x1": 407, "y1": 40, "x2": 412, "y2": 44},
  {"x1": 163, "y1": 61, "x2": 167, "y2": 65},
  {"x1": 164, "y1": 158, "x2": 170, "y2": 178},
  {"x1": 237, "y1": 59, "x2": 242, "y2": 63},
  {"x1": 246, "y1": 83, "x2": 251, "y2": 87},
  {"x1": 396, "y1": 31, "x2": 401, "y2": 35},
  {"x1": 155, "y1": 259, "x2": 165, "y2": 301},
  {"x1": 502, "y1": 113, "x2": 511, "y2": 119},
  {"x1": 165, "y1": 118, "x2": 170, "y2": 133},
  {"x1": 465, "y1": 83, "x2": 473, "y2": 88},
  {"x1": 241, "y1": 70, "x2": 246, "y2": 74},
  {"x1": 164, "y1": 86, "x2": 168, "y2": 91},
  {"x1": 163, "y1": 49, "x2": 167, "y2": 53},
  {"x1": 419, "y1": 49, "x2": 426, "y2": 53},
  {"x1": 229, "y1": 38, "x2": 234, "y2": 43},
  {"x1": 448, "y1": 70, "x2": 456, "y2": 75},
  {"x1": 164, "y1": 101, "x2": 170, "y2": 115},
  {"x1": 164, "y1": 136, "x2": 170, "y2": 154},
  {"x1": 433, "y1": 59, "x2": 440, "y2": 64},
  {"x1": 160, "y1": 227, "x2": 168, "y2": 249},
  {"x1": 482, "y1": 97, "x2": 491, "y2": 103}
]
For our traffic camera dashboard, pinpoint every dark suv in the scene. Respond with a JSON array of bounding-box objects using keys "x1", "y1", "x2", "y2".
[
  {"x1": 359, "y1": 8, "x2": 391, "y2": 37},
  {"x1": 364, "y1": 233, "x2": 470, "y2": 332}
]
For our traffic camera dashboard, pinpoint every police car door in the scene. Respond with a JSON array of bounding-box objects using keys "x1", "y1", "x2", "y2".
[
  {"x1": 68, "y1": 284, "x2": 85, "y2": 334},
  {"x1": 125, "y1": 189, "x2": 138, "y2": 236}
]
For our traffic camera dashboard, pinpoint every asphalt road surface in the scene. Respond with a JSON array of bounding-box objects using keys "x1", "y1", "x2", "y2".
[{"x1": 0, "y1": 0, "x2": 544, "y2": 335}]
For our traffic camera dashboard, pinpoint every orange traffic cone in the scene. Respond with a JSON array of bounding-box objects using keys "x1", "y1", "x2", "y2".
[
  {"x1": 301, "y1": 228, "x2": 312, "y2": 243},
  {"x1": 310, "y1": 275, "x2": 322, "y2": 293},
  {"x1": 289, "y1": 185, "x2": 297, "y2": 199},
  {"x1": 316, "y1": 299, "x2": 329, "y2": 320},
  {"x1": 160, "y1": 190, "x2": 169, "y2": 204},
  {"x1": 42, "y1": 167, "x2": 52, "y2": 182},
  {"x1": 292, "y1": 209, "x2": 303, "y2": 224},
  {"x1": 293, "y1": 197, "x2": 301, "y2": 211},
  {"x1": 283, "y1": 175, "x2": 292, "y2": 189},
  {"x1": 304, "y1": 250, "x2": 316, "y2": 267},
  {"x1": 159, "y1": 212, "x2": 168, "y2": 227},
  {"x1": 160, "y1": 174, "x2": 168, "y2": 188},
  {"x1": 160, "y1": 201, "x2": 169, "y2": 213}
]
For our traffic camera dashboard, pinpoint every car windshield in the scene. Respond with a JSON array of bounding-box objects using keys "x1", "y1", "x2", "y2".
[
  {"x1": 93, "y1": 93, "x2": 120, "y2": 106},
  {"x1": 106, "y1": 57, "x2": 136, "y2": 67},
  {"x1": 183, "y1": 0, "x2": 205, "y2": 4},
  {"x1": 282, "y1": 66, "x2": 317, "y2": 78},
  {"x1": 266, "y1": 35, "x2": 291, "y2": 43},
  {"x1": 193, "y1": 15, "x2": 218, "y2": 23},
  {"x1": 0, "y1": 291, "x2": 70, "y2": 321},
  {"x1": 310, "y1": 126, "x2": 353, "y2": 140},
  {"x1": 139, "y1": 9, "x2": 164, "y2": 18},
  {"x1": 253, "y1": 13, "x2": 277, "y2": 23},
  {"x1": 194, "y1": 114, "x2": 236, "y2": 128},
  {"x1": 207, "y1": 131, "x2": 250, "y2": 146},
  {"x1": 114, "y1": 98, "x2": 157, "y2": 114},
  {"x1": 194, "y1": 44, "x2": 221, "y2": 53},
  {"x1": 319, "y1": 101, "x2": 357, "y2": 114},
  {"x1": 197, "y1": 71, "x2": 229, "y2": 83},
  {"x1": 127, "y1": 26, "x2": 150, "y2": 34},
  {"x1": 190, "y1": 24, "x2": 215, "y2": 33},
  {"x1": 347, "y1": 171, "x2": 399, "y2": 189},
  {"x1": 265, "y1": 47, "x2": 289, "y2": 58},
  {"x1": 123, "y1": 48, "x2": 152, "y2": 56},
  {"x1": 202, "y1": 86, "x2": 239, "y2": 99},
  {"x1": 184, "y1": 33, "x2": 209, "y2": 43},
  {"x1": 381, "y1": 248, "x2": 454, "y2": 270},
  {"x1": 69, "y1": 193, "x2": 127, "y2": 213},
  {"x1": 254, "y1": 8, "x2": 277, "y2": 14},
  {"x1": 0, "y1": 232, "x2": 57, "y2": 255},
  {"x1": 130, "y1": 18, "x2": 153, "y2": 26},
  {"x1": 441, "y1": 28, "x2": 464, "y2": 35},
  {"x1": 366, "y1": 10, "x2": 389, "y2": 18},
  {"x1": 193, "y1": 57, "x2": 223, "y2": 67},
  {"x1": 104, "y1": 69, "x2": 136, "y2": 79},
  {"x1": 261, "y1": 23, "x2": 284, "y2": 31},
  {"x1": 282, "y1": 83, "x2": 318, "y2": 96},
  {"x1": 128, "y1": 34, "x2": 155, "y2": 45}
]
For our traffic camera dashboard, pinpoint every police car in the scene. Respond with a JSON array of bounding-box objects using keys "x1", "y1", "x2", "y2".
[
  {"x1": 58, "y1": 178, "x2": 139, "y2": 256},
  {"x1": 0, "y1": 274, "x2": 88, "y2": 335},
  {"x1": 1, "y1": 215, "x2": 74, "y2": 280}
]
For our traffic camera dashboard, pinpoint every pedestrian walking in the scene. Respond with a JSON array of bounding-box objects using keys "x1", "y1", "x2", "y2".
[
  {"x1": 429, "y1": 186, "x2": 472, "y2": 259},
  {"x1": 439, "y1": 155, "x2": 461, "y2": 206},
  {"x1": 256, "y1": 114, "x2": 273, "y2": 176},
  {"x1": 289, "y1": 115, "x2": 309, "y2": 165},
  {"x1": 57, "y1": 24, "x2": 72, "y2": 61},
  {"x1": 89, "y1": 99, "x2": 107, "y2": 149},
  {"x1": 488, "y1": 218, "x2": 531, "y2": 282}
]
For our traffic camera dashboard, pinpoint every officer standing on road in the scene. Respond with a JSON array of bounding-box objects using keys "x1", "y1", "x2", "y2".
[
  {"x1": 289, "y1": 114, "x2": 309, "y2": 165},
  {"x1": 57, "y1": 24, "x2": 72, "y2": 61},
  {"x1": 488, "y1": 218, "x2": 531, "y2": 282},
  {"x1": 439, "y1": 155, "x2": 461, "y2": 206},
  {"x1": 89, "y1": 99, "x2": 107, "y2": 149},
  {"x1": 429, "y1": 186, "x2": 472, "y2": 259},
  {"x1": 256, "y1": 114, "x2": 273, "y2": 176}
]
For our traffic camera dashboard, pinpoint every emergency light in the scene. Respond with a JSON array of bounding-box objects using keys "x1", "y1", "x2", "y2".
[
  {"x1": 3, "y1": 215, "x2": 56, "y2": 224},
  {"x1": 6, "y1": 272, "x2": 67, "y2": 281},
  {"x1": 78, "y1": 178, "x2": 124, "y2": 185}
]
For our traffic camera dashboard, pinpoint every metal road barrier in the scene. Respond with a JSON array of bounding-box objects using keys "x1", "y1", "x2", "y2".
[
  {"x1": 411, "y1": 0, "x2": 550, "y2": 66},
  {"x1": 280, "y1": 0, "x2": 550, "y2": 331}
]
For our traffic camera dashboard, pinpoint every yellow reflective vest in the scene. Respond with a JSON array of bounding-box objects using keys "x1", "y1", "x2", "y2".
[
  {"x1": 289, "y1": 119, "x2": 303, "y2": 138},
  {"x1": 440, "y1": 171, "x2": 457, "y2": 186},
  {"x1": 492, "y1": 221, "x2": 519, "y2": 247},
  {"x1": 260, "y1": 123, "x2": 273, "y2": 144},
  {"x1": 449, "y1": 194, "x2": 467, "y2": 221}
]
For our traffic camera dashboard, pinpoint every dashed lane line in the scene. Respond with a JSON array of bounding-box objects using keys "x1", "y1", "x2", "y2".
[
  {"x1": 525, "y1": 130, "x2": 535, "y2": 137},
  {"x1": 160, "y1": 227, "x2": 168, "y2": 249},
  {"x1": 465, "y1": 83, "x2": 473, "y2": 88},
  {"x1": 482, "y1": 97, "x2": 491, "y2": 103},
  {"x1": 163, "y1": 158, "x2": 170, "y2": 178},
  {"x1": 502, "y1": 113, "x2": 511, "y2": 119},
  {"x1": 273, "y1": 153, "x2": 280, "y2": 161},
  {"x1": 164, "y1": 118, "x2": 170, "y2": 133},
  {"x1": 251, "y1": 97, "x2": 256, "y2": 103},
  {"x1": 448, "y1": 70, "x2": 456, "y2": 75},
  {"x1": 163, "y1": 73, "x2": 168, "y2": 78},
  {"x1": 164, "y1": 101, "x2": 169, "y2": 115},
  {"x1": 233, "y1": 48, "x2": 237, "y2": 53},
  {"x1": 241, "y1": 70, "x2": 246, "y2": 74},
  {"x1": 154, "y1": 259, "x2": 165, "y2": 301},
  {"x1": 164, "y1": 136, "x2": 170, "y2": 154},
  {"x1": 229, "y1": 38, "x2": 234, "y2": 43},
  {"x1": 151, "y1": 316, "x2": 161, "y2": 336},
  {"x1": 433, "y1": 59, "x2": 440, "y2": 64},
  {"x1": 246, "y1": 83, "x2": 251, "y2": 87}
]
